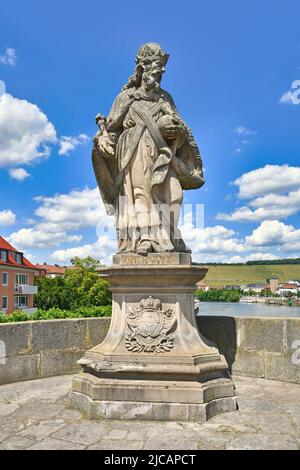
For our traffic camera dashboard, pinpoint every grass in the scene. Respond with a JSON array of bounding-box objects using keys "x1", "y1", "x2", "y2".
[{"x1": 203, "y1": 264, "x2": 300, "y2": 287}]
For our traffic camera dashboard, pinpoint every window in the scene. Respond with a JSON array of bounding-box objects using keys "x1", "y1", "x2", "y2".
[
  {"x1": 15, "y1": 253, "x2": 22, "y2": 264},
  {"x1": 14, "y1": 296, "x2": 28, "y2": 309},
  {"x1": 0, "y1": 250, "x2": 8, "y2": 262},
  {"x1": 15, "y1": 274, "x2": 29, "y2": 286},
  {"x1": 2, "y1": 273, "x2": 8, "y2": 285},
  {"x1": 2, "y1": 297, "x2": 8, "y2": 310}
]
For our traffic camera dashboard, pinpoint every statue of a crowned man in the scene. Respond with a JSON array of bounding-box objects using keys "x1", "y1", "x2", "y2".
[{"x1": 92, "y1": 43, "x2": 204, "y2": 255}]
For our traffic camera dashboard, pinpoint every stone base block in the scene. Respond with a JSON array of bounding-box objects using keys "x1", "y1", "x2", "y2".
[
  {"x1": 70, "y1": 372, "x2": 237, "y2": 422},
  {"x1": 70, "y1": 392, "x2": 237, "y2": 422}
]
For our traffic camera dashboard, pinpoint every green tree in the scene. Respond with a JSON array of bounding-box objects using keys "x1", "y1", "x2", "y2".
[{"x1": 35, "y1": 257, "x2": 111, "y2": 310}]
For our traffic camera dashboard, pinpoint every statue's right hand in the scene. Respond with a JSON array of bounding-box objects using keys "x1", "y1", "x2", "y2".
[{"x1": 97, "y1": 135, "x2": 115, "y2": 158}]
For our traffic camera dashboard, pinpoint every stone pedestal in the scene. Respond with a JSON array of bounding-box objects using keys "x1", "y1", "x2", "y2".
[{"x1": 70, "y1": 254, "x2": 237, "y2": 421}]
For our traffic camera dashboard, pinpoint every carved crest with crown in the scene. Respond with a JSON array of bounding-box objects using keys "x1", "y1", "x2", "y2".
[{"x1": 125, "y1": 296, "x2": 177, "y2": 353}]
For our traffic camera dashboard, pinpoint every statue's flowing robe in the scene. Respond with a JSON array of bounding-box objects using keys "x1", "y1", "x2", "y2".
[{"x1": 92, "y1": 88, "x2": 204, "y2": 253}]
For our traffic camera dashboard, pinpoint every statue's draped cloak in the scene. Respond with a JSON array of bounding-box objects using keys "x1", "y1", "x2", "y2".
[{"x1": 92, "y1": 88, "x2": 204, "y2": 252}]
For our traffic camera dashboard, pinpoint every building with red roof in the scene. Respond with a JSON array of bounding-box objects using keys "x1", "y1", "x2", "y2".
[{"x1": 0, "y1": 236, "x2": 40, "y2": 314}]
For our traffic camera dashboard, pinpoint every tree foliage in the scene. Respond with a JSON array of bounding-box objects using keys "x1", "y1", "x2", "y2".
[
  {"x1": 195, "y1": 288, "x2": 242, "y2": 303},
  {"x1": 34, "y1": 257, "x2": 111, "y2": 310}
]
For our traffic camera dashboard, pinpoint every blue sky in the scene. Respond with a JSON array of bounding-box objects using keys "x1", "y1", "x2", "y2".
[{"x1": 0, "y1": 0, "x2": 300, "y2": 264}]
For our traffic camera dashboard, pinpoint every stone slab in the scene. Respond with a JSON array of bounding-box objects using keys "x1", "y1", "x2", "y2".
[
  {"x1": 112, "y1": 252, "x2": 192, "y2": 266},
  {"x1": 31, "y1": 319, "x2": 87, "y2": 352},
  {"x1": 70, "y1": 390, "x2": 237, "y2": 422},
  {"x1": 0, "y1": 354, "x2": 40, "y2": 385},
  {"x1": 40, "y1": 350, "x2": 85, "y2": 378}
]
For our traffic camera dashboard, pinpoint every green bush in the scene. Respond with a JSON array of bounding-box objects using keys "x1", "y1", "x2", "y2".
[
  {"x1": 195, "y1": 288, "x2": 242, "y2": 303},
  {"x1": 0, "y1": 305, "x2": 112, "y2": 323}
]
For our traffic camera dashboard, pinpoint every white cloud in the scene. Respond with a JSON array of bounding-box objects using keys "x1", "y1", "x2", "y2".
[
  {"x1": 0, "y1": 93, "x2": 57, "y2": 168},
  {"x1": 218, "y1": 165, "x2": 300, "y2": 223},
  {"x1": 7, "y1": 186, "x2": 113, "y2": 251},
  {"x1": 245, "y1": 220, "x2": 300, "y2": 252},
  {"x1": 180, "y1": 222, "x2": 246, "y2": 256},
  {"x1": 232, "y1": 126, "x2": 257, "y2": 136},
  {"x1": 52, "y1": 236, "x2": 116, "y2": 265},
  {"x1": 8, "y1": 227, "x2": 82, "y2": 249},
  {"x1": 0, "y1": 209, "x2": 16, "y2": 226},
  {"x1": 34, "y1": 187, "x2": 110, "y2": 231},
  {"x1": 58, "y1": 134, "x2": 89, "y2": 155},
  {"x1": 279, "y1": 80, "x2": 300, "y2": 105},
  {"x1": 217, "y1": 204, "x2": 297, "y2": 222},
  {"x1": 9, "y1": 167, "x2": 31, "y2": 181},
  {"x1": 234, "y1": 165, "x2": 300, "y2": 199},
  {"x1": 0, "y1": 48, "x2": 17, "y2": 66}
]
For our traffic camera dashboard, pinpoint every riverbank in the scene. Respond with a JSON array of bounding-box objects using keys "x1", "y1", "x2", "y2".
[{"x1": 240, "y1": 296, "x2": 300, "y2": 307}]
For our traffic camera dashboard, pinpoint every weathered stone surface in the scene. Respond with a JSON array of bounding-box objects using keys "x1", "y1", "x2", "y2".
[
  {"x1": 88, "y1": 440, "x2": 144, "y2": 450},
  {"x1": 28, "y1": 438, "x2": 86, "y2": 450},
  {"x1": 144, "y1": 436, "x2": 198, "y2": 450},
  {"x1": 1, "y1": 317, "x2": 300, "y2": 386},
  {"x1": 31, "y1": 319, "x2": 87, "y2": 352},
  {"x1": 0, "y1": 436, "x2": 36, "y2": 450},
  {"x1": 113, "y1": 253, "x2": 192, "y2": 266},
  {"x1": 231, "y1": 350, "x2": 265, "y2": 378},
  {"x1": 93, "y1": 43, "x2": 204, "y2": 255},
  {"x1": 73, "y1": 261, "x2": 236, "y2": 422},
  {"x1": 239, "y1": 318, "x2": 284, "y2": 353},
  {"x1": 0, "y1": 354, "x2": 39, "y2": 385},
  {"x1": 86, "y1": 318, "x2": 110, "y2": 348},
  {"x1": 226, "y1": 433, "x2": 298, "y2": 450},
  {"x1": 0, "y1": 322, "x2": 31, "y2": 356},
  {"x1": 17, "y1": 419, "x2": 66, "y2": 441},
  {"x1": 264, "y1": 352, "x2": 300, "y2": 384},
  {"x1": 12, "y1": 403, "x2": 64, "y2": 420},
  {"x1": 51, "y1": 421, "x2": 108, "y2": 445},
  {"x1": 40, "y1": 350, "x2": 84, "y2": 377},
  {"x1": 0, "y1": 374, "x2": 300, "y2": 450}
]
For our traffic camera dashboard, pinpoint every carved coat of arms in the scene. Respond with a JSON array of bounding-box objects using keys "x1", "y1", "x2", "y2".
[{"x1": 125, "y1": 296, "x2": 177, "y2": 353}]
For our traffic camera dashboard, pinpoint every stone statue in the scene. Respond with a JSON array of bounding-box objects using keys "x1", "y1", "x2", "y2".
[
  {"x1": 71, "y1": 45, "x2": 237, "y2": 421},
  {"x1": 92, "y1": 43, "x2": 204, "y2": 255}
]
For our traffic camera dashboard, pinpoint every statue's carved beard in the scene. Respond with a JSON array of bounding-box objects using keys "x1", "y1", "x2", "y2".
[{"x1": 142, "y1": 71, "x2": 161, "y2": 92}]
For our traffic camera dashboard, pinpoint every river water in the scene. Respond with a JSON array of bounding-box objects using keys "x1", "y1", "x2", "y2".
[{"x1": 196, "y1": 301, "x2": 300, "y2": 318}]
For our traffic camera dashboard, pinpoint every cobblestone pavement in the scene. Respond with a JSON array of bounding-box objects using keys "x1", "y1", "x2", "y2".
[{"x1": 0, "y1": 375, "x2": 299, "y2": 450}]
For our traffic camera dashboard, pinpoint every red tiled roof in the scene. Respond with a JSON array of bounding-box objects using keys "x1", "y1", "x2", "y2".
[
  {"x1": 36, "y1": 264, "x2": 66, "y2": 275},
  {"x1": 0, "y1": 235, "x2": 37, "y2": 270}
]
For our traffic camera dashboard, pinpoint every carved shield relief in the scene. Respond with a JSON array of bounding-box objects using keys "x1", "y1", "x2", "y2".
[{"x1": 125, "y1": 296, "x2": 177, "y2": 353}]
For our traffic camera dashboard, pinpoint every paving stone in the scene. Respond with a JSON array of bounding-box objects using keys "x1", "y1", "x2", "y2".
[
  {"x1": 0, "y1": 415, "x2": 25, "y2": 433},
  {"x1": 256, "y1": 412, "x2": 297, "y2": 435},
  {"x1": 51, "y1": 421, "x2": 109, "y2": 445},
  {"x1": 196, "y1": 430, "x2": 235, "y2": 450},
  {"x1": 12, "y1": 403, "x2": 65, "y2": 420},
  {"x1": 27, "y1": 437, "x2": 86, "y2": 450},
  {"x1": 17, "y1": 419, "x2": 66, "y2": 441},
  {"x1": 226, "y1": 433, "x2": 299, "y2": 450},
  {"x1": 88, "y1": 440, "x2": 144, "y2": 450},
  {"x1": 0, "y1": 403, "x2": 19, "y2": 416},
  {"x1": 102, "y1": 429, "x2": 128, "y2": 440},
  {"x1": 0, "y1": 436, "x2": 36, "y2": 450},
  {"x1": 57, "y1": 408, "x2": 83, "y2": 421},
  {"x1": 0, "y1": 374, "x2": 299, "y2": 450},
  {"x1": 144, "y1": 437, "x2": 197, "y2": 450},
  {"x1": 0, "y1": 431, "x2": 9, "y2": 443}
]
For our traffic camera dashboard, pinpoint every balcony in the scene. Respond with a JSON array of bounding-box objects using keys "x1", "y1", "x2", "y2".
[{"x1": 14, "y1": 285, "x2": 38, "y2": 295}]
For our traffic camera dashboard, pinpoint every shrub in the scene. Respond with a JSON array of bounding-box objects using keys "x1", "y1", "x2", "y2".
[{"x1": 0, "y1": 305, "x2": 112, "y2": 323}]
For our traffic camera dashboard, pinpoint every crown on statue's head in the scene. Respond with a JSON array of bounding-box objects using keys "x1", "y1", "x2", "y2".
[
  {"x1": 140, "y1": 296, "x2": 162, "y2": 311},
  {"x1": 136, "y1": 43, "x2": 169, "y2": 66}
]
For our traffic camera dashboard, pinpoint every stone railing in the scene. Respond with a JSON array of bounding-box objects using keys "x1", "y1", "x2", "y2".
[
  {"x1": 0, "y1": 316, "x2": 299, "y2": 385},
  {"x1": 0, "y1": 318, "x2": 110, "y2": 385}
]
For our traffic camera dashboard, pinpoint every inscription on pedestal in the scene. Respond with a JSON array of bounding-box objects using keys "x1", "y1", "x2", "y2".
[
  {"x1": 113, "y1": 253, "x2": 192, "y2": 266},
  {"x1": 125, "y1": 296, "x2": 177, "y2": 353}
]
